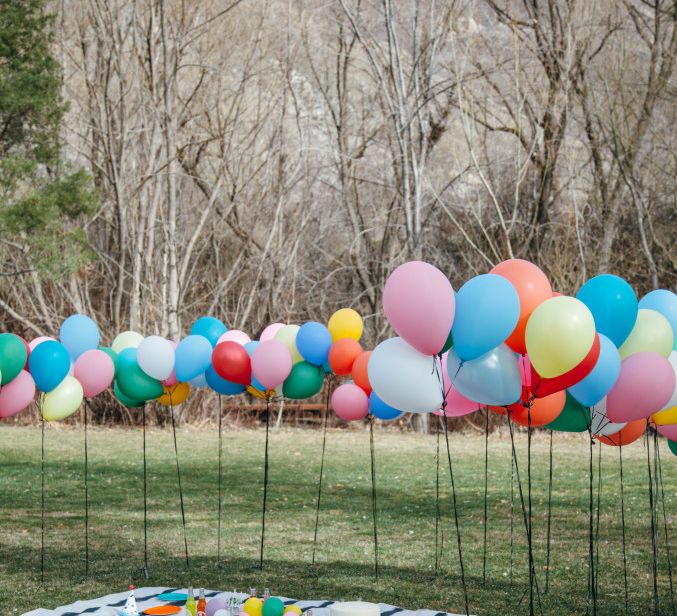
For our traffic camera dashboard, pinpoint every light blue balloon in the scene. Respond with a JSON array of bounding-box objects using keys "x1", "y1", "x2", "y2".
[
  {"x1": 369, "y1": 392, "x2": 402, "y2": 421},
  {"x1": 60, "y1": 314, "x2": 100, "y2": 360},
  {"x1": 117, "y1": 347, "x2": 138, "y2": 370},
  {"x1": 576, "y1": 274, "x2": 637, "y2": 347},
  {"x1": 205, "y1": 366, "x2": 245, "y2": 395},
  {"x1": 451, "y1": 274, "x2": 520, "y2": 361},
  {"x1": 568, "y1": 334, "x2": 620, "y2": 407},
  {"x1": 446, "y1": 344, "x2": 521, "y2": 406},
  {"x1": 29, "y1": 340, "x2": 71, "y2": 392},
  {"x1": 174, "y1": 335, "x2": 213, "y2": 382},
  {"x1": 296, "y1": 321, "x2": 333, "y2": 366},
  {"x1": 639, "y1": 290, "x2": 677, "y2": 350},
  {"x1": 188, "y1": 373, "x2": 208, "y2": 388},
  {"x1": 190, "y1": 316, "x2": 227, "y2": 347}
]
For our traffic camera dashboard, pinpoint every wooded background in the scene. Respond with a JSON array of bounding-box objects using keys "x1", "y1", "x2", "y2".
[{"x1": 1, "y1": 0, "x2": 675, "y2": 424}]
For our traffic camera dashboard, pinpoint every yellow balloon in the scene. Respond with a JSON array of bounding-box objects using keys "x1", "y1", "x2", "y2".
[
  {"x1": 328, "y1": 308, "x2": 363, "y2": 342},
  {"x1": 525, "y1": 296, "x2": 595, "y2": 378},
  {"x1": 42, "y1": 376, "x2": 84, "y2": 421},
  {"x1": 243, "y1": 597, "x2": 263, "y2": 616},
  {"x1": 619, "y1": 309, "x2": 673, "y2": 359},
  {"x1": 157, "y1": 382, "x2": 190, "y2": 406},
  {"x1": 274, "y1": 324, "x2": 303, "y2": 364},
  {"x1": 652, "y1": 405, "x2": 677, "y2": 425},
  {"x1": 112, "y1": 330, "x2": 144, "y2": 354},
  {"x1": 284, "y1": 607, "x2": 302, "y2": 615}
]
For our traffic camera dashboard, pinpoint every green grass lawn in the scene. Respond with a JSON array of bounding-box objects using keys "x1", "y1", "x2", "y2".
[{"x1": 0, "y1": 423, "x2": 674, "y2": 616}]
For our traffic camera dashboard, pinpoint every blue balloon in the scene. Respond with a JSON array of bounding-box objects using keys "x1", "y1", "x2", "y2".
[
  {"x1": 174, "y1": 335, "x2": 213, "y2": 382},
  {"x1": 568, "y1": 334, "x2": 620, "y2": 407},
  {"x1": 369, "y1": 392, "x2": 402, "y2": 420},
  {"x1": 639, "y1": 290, "x2": 677, "y2": 350},
  {"x1": 446, "y1": 344, "x2": 521, "y2": 406},
  {"x1": 451, "y1": 274, "x2": 520, "y2": 361},
  {"x1": 205, "y1": 365, "x2": 246, "y2": 395},
  {"x1": 322, "y1": 360, "x2": 333, "y2": 375},
  {"x1": 59, "y1": 314, "x2": 100, "y2": 361},
  {"x1": 190, "y1": 316, "x2": 227, "y2": 347},
  {"x1": 117, "y1": 347, "x2": 138, "y2": 371},
  {"x1": 576, "y1": 275, "x2": 637, "y2": 348},
  {"x1": 296, "y1": 321, "x2": 333, "y2": 366},
  {"x1": 29, "y1": 340, "x2": 71, "y2": 392}
]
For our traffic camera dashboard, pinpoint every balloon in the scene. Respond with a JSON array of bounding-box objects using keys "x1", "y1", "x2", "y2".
[
  {"x1": 591, "y1": 397, "x2": 626, "y2": 436},
  {"x1": 509, "y1": 390, "x2": 566, "y2": 427},
  {"x1": 212, "y1": 341, "x2": 252, "y2": 386},
  {"x1": 657, "y1": 350, "x2": 677, "y2": 411},
  {"x1": 205, "y1": 366, "x2": 246, "y2": 395},
  {"x1": 576, "y1": 274, "x2": 638, "y2": 347},
  {"x1": 116, "y1": 360, "x2": 163, "y2": 401},
  {"x1": 284, "y1": 607, "x2": 302, "y2": 615},
  {"x1": 157, "y1": 382, "x2": 190, "y2": 406},
  {"x1": 260, "y1": 323, "x2": 285, "y2": 342},
  {"x1": 137, "y1": 336, "x2": 175, "y2": 381},
  {"x1": 525, "y1": 296, "x2": 595, "y2": 378},
  {"x1": 59, "y1": 314, "x2": 100, "y2": 360},
  {"x1": 42, "y1": 376, "x2": 83, "y2": 421},
  {"x1": 546, "y1": 393, "x2": 591, "y2": 432},
  {"x1": 98, "y1": 346, "x2": 119, "y2": 375},
  {"x1": 113, "y1": 382, "x2": 144, "y2": 407},
  {"x1": 668, "y1": 439, "x2": 677, "y2": 456},
  {"x1": 331, "y1": 383, "x2": 369, "y2": 421},
  {"x1": 327, "y1": 308, "x2": 363, "y2": 342},
  {"x1": 251, "y1": 340, "x2": 292, "y2": 390},
  {"x1": 368, "y1": 392, "x2": 402, "y2": 420},
  {"x1": 274, "y1": 324, "x2": 303, "y2": 364},
  {"x1": 382, "y1": 261, "x2": 455, "y2": 355},
  {"x1": 29, "y1": 336, "x2": 55, "y2": 352},
  {"x1": 74, "y1": 349, "x2": 115, "y2": 398},
  {"x1": 606, "y1": 353, "x2": 675, "y2": 423},
  {"x1": 490, "y1": 259, "x2": 552, "y2": 354},
  {"x1": 296, "y1": 322, "x2": 333, "y2": 366},
  {"x1": 328, "y1": 338, "x2": 363, "y2": 376},
  {"x1": 28, "y1": 340, "x2": 70, "y2": 392},
  {"x1": 117, "y1": 347, "x2": 138, "y2": 371},
  {"x1": 439, "y1": 330, "x2": 454, "y2": 356},
  {"x1": 568, "y1": 334, "x2": 621, "y2": 407},
  {"x1": 368, "y1": 337, "x2": 442, "y2": 413},
  {"x1": 0, "y1": 370, "x2": 36, "y2": 418},
  {"x1": 190, "y1": 316, "x2": 228, "y2": 347},
  {"x1": 218, "y1": 330, "x2": 251, "y2": 346},
  {"x1": 451, "y1": 274, "x2": 520, "y2": 361},
  {"x1": 437, "y1": 352, "x2": 481, "y2": 416},
  {"x1": 206, "y1": 598, "x2": 227, "y2": 616},
  {"x1": 0, "y1": 333, "x2": 28, "y2": 385},
  {"x1": 175, "y1": 335, "x2": 214, "y2": 382},
  {"x1": 619, "y1": 309, "x2": 673, "y2": 359},
  {"x1": 639, "y1": 290, "x2": 677, "y2": 350},
  {"x1": 243, "y1": 598, "x2": 263, "y2": 616},
  {"x1": 446, "y1": 345, "x2": 521, "y2": 406},
  {"x1": 112, "y1": 331, "x2": 143, "y2": 354},
  {"x1": 262, "y1": 597, "x2": 284, "y2": 616},
  {"x1": 282, "y1": 361, "x2": 324, "y2": 399},
  {"x1": 351, "y1": 350, "x2": 372, "y2": 394},
  {"x1": 657, "y1": 424, "x2": 677, "y2": 440},
  {"x1": 597, "y1": 420, "x2": 646, "y2": 447}
]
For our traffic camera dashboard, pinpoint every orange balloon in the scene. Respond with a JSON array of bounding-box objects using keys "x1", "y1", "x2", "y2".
[
  {"x1": 597, "y1": 419, "x2": 646, "y2": 447},
  {"x1": 490, "y1": 259, "x2": 552, "y2": 354},
  {"x1": 510, "y1": 390, "x2": 566, "y2": 427},
  {"x1": 351, "y1": 350, "x2": 372, "y2": 394},
  {"x1": 329, "y1": 338, "x2": 363, "y2": 376}
]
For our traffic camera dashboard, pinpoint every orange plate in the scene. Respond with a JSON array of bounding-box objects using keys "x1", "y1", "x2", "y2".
[{"x1": 144, "y1": 607, "x2": 182, "y2": 615}]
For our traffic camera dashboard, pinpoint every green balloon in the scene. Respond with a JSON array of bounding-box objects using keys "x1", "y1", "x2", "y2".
[
  {"x1": 668, "y1": 439, "x2": 677, "y2": 457},
  {"x1": 282, "y1": 361, "x2": 324, "y2": 399},
  {"x1": 546, "y1": 393, "x2": 590, "y2": 432},
  {"x1": 98, "y1": 346, "x2": 119, "y2": 375},
  {"x1": 114, "y1": 382, "x2": 144, "y2": 408},
  {"x1": 439, "y1": 329, "x2": 454, "y2": 356},
  {"x1": 116, "y1": 361, "x2": 163, "y2": 401},
  {"x1": 262, "y1": 597, "x2": 284, "y2": 616},
  {"x1": 0, "y1": 333, "x2": 27, "y2": 385}
]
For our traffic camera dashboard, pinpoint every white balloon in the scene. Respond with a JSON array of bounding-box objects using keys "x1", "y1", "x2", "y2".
[
  {"x1": 660, "y1": 350, "x2": 677, "y2": 411},
  {"x1": 368, "y1": 337, "x2": 442, "y2": 413},
  {"x1": 591, "y1": 397, "x2": 626, "y2": 436},
  {"x1": 137, "y1": 335, "x2": 175, "y2": 381}
]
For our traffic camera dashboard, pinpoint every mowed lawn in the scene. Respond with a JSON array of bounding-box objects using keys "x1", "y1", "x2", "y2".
[{"x1": 0, "y1": 423, "x2": 674, "y2": 616}]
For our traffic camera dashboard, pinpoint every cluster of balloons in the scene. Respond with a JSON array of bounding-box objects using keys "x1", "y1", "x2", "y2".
[{"x1": 0, "y1": 257, "x2": 675, "y2": 454}]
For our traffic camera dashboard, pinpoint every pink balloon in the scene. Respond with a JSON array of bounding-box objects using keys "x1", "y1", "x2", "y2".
[
  {"x1": 0, "y1": 370, "x2": 36, "y2": 418},
  {"x1": 383, "y1": 261, "x2": 455, "y2": 356},
  {"x1": 657, "y1": 424, "x2": 677, "y2": 440},
  {"x1": 607, "y1": 352, "x2": 675, "y2": 423},
  {"x1": 260, "y1": 323, "x2": 285, "y2": 342},
  {"x1": 74, "y1": 349, "x2": 115, "y2": 398},
  {"x1": 217, "y1": 330, "x2": 251, "y2": 346},
  {"x1": 435, "y1": 353, "x2": 481, "y2": 416},
  {"x1": 332, "y1": 383, "x2": 369, "y2": 421},
  {"x1": 29, "y1": 336, "x2": 56, "y2": 351},
  {"x1": 251, "y1": 340, "x2": 293, "y2": 389}
]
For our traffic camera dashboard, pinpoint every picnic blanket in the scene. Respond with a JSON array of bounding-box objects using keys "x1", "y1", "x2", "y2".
[{"x1": 22, "y1": 587, "x2": 466, "y2": 616}]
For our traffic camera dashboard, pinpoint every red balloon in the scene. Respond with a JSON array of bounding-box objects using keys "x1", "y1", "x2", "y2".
[
  {"x1": 351, "y1": 350, "x2": 372, "y2": 394},
  {"x1": 212, "y1": 341, "x2": 251, "y2": 386},
  {"x1": 328, "y1": 338, "x2": 362, "y2": 376}
]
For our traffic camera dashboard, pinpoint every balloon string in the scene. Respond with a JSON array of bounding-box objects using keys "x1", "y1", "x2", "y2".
[
  {"x1": 442, "y1": 415, "x2": 470, "y2": 616},
  {"x1": 595, "y1": 439, "x2": 603, "y2": 602},
  {"x1": 509, "y1": 412, "x2": 515, "y2": 587},
  {"x1": 369, "y1": 415, "x2": 379, "y2": 580},
  {"x1": 655, "y1": 431, "x2": 676, "y2": 614},
  {"x1": 41, "y1": 406, "x2": 45, "y2": 583},
  {"x1": 84, "y1": 399, "x2": 89, "y2": 577},
  {"x1": 142, "y1": 404, "x2": 149, "y2": 579},
  {"x1": 312, "y1": 378, "x2": 332, "y2": 566},
  {"x1": 619, "y1": 443, "x2": 628, "y2": 616},
  {"x1": 545, "y1": 430, "x2": 553, "y2": 593},
  {"x1": 587, "y1": 430, "x2": 596, "y2": 616},
  {"x1": 217, "y1": 393, "x2": 223, "y2": 566},
  {"x1": 527, "y1": 404, "x2": 534, "y2": 616},
  {"x1": 434, "y1": 416, "x2": 441, "y2": 577},
  {"x1": 482, "y1": 407, "x2": 489, "y2": 585},
  {"x1": 259, "y1": 397, "x2": 271, "y2": 569},
  {"x1": 646, "y1": 427, "x2": 659, "y2": 616},
  {"x1": 170, "y1": 403, "x2": 190, "y2": 569}
]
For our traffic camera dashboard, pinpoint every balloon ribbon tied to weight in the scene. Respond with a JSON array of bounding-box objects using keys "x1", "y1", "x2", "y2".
[
  {"x1": 619, "y1": 443, "x2": 628, "y2": 616},
  {"x1": 259, "y1": 397, "x2": 271, "y2": 569},
  {"x1": 83, "y1": 398, "x2": 90, "y2": 577},
  {"x1": 142, "y1": 404, "x2": 149, "y2": 579},
  {"x1": 586, "y1": 425, "x2": 597, "y2": 616},
  {"x1": 482, "y1": 407, "x2": 489, "y2": 585},
  {"x1": 217, "y1": 393, "x2": 223, "y2": 566},
  {"x1": 169, "y1": 398, "x2": 190, "y2": 569},
  {"x1": 545, "y1": 430, "x2": 553, "y2": 594},
  {"x1": 41, "y1": 409, "x2": 45, "y2": 583},
  {"x1": 646, "y1": 426, "x2": 659, "y2": 616},
  {"x1": 434, "y1": 416, "x2": 442, "y2": 577},
  {"x1": 312, "y1": 378, "x2": 333, "y2": 566},
  {"x1": 655, "y1": 431, "x2": 676, "y2": 614},
  {"x1": 369, "y1": 415, "x2": 379, "y2": 580}
]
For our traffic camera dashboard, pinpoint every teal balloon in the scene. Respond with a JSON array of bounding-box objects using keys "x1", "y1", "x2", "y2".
[
  {"x1": 29, "y1": 340, "x2": 70, "y2": 392},
  {"x1": 116, "y1": 361, "x2": 163, "y2": 401},
  {"x1": 668, "y1": 439, "x2": 677, "y2": 457},
  {"x1": 0, "y1": 333, "x2": 27, "y2": 385},
  {"x1": 117, "y1": 347, "x2": 138, "y2": 371},
  {"x1": 282, "y1": 361, "x2": 324, "y2": 399},
  {"x1": 262, "y1": 597, "x2": 284, "y2": 616},
  {"x1": 639, "y1": 290, "x2": 677, "y2": 350},
  {"x1": 547, "y1": 393, "x2": 591, "y2": 432},
  {"x1": 59, "y1": 314, "x2": 100, "y2": 360},
  {"x1": 114, "y1": 382, "x2": 144, "y2": 408},
  {"x1": 190, "y1": 316, "x2": 227, "y2": 347}
]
